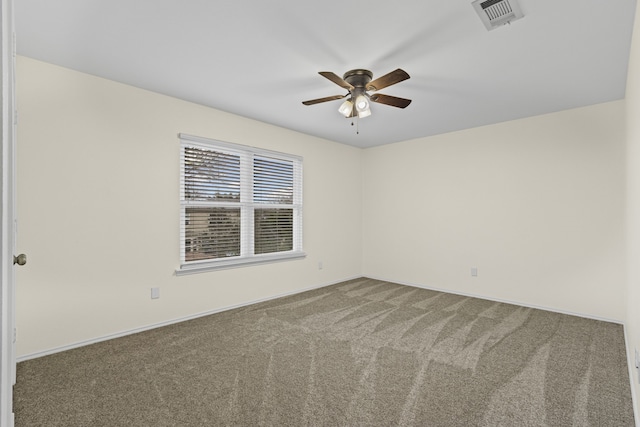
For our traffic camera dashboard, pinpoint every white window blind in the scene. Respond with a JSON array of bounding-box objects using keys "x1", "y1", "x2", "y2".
[{"x1": 178, "y1": 134, "x2": 304, "y2": 274}]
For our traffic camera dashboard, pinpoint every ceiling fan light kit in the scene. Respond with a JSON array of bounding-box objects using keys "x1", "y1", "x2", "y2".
[
  {"x1": 355, "y1": 95, "x2": 370, "y2": 113},
  {"x1": 338, "y1": 99, "x2": 354, "y2": 117},
  {"x1": 356, "y1": 108, "x2": 371, "y2": 119},
  {"x1": 302, "y1": 68, "x2": 412, "y2": 124}
]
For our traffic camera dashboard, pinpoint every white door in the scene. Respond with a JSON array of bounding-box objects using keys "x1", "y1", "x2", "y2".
[{"x1": 0, "y1": 0, "x2": 17, "y2": 426}]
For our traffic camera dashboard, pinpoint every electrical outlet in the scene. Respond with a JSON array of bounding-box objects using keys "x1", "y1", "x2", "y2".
[
  {"x1": 318, "y1": 261, "x2": 323, "y2": 270},
  {"x1": 471, "y1": 267, "x2": 478, "y2": 277},
  {"x1": 151, "y1": 287, "x2": 160, "y2": 299}
]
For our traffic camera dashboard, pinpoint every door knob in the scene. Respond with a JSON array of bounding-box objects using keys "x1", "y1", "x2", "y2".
[{"x1": 13, "y1": 254, "x2": 26, "y2": 266}]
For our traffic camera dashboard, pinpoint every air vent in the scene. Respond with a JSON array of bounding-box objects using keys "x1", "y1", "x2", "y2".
[{"x1": 472, "y1": 0, "x2": 524, "y2": 31}]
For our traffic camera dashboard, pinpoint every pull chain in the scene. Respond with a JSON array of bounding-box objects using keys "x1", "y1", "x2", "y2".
[{"x1": 350, "y1": 115, "x2": 360, "y2": 134}]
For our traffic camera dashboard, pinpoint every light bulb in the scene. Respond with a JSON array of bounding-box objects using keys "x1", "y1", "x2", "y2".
[
  {"x1": 338, "y1": 99, "x2": 353, "y2": 117},
  {"x1": 357, "y1": 108, "x2": 371, "y2": 118},
  {"x1": 355, "y1": 95, "x2": 369, "y2": 112}
]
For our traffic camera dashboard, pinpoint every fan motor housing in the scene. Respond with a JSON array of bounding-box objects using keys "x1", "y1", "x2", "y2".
[{"x1": 343, "y1": 69, "x2": 373, "y2": 88}]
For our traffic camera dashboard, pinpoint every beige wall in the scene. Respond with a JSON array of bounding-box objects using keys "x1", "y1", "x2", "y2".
[
  {"x1": 15, "y1": 57, "x2": 363, "y2": 357},
  {"x1": 16, "y1": 53, "x2": 631, "y2": 368},
  {"x1": 626, "y1": 0, "x2": 640, "y2": 416},
  {"x1": 362, "y1": 101, "x2": 627, "y2": 321}
]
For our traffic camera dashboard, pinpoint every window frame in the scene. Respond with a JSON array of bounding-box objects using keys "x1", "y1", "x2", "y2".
[{"x1": 177, "y1": 133, "x2": 305, "y2": 275}]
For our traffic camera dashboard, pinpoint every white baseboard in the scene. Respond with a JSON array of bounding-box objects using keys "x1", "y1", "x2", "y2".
[
  {"x1": 365, "y1": 275, "x2": 623, "y2": 325},
  {"x1": 17, "y1": 275, "x2": 362, "y2": 362}
]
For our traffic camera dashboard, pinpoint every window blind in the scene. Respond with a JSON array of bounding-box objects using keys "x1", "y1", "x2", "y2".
[{"x1": 178, "y1": 134, "x2": 304, "y2": 273}]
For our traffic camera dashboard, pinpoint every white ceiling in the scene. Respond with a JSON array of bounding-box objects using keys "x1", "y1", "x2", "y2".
[{"x1": 15, "y1": 0, "x2": 638, "y2": 148}]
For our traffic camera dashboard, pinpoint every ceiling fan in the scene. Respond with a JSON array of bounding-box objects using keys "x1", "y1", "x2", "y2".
[{"x1": 302, "y1": 68, "x2": 412, "y2": 119}]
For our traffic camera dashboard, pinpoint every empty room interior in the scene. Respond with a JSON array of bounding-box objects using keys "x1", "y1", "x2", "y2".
[{"x1": 9, "y1": 0, "x2": 640, "y2": 425}]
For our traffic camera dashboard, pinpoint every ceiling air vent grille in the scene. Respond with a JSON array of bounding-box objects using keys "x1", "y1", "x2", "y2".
[{"x1": 472, "y1": 0, "x2": 524, "y2": 31}]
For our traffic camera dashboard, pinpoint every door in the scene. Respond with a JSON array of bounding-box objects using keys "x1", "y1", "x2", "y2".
[{"x1": 1, "y1": 0, "x2": 16, "y2": 425}]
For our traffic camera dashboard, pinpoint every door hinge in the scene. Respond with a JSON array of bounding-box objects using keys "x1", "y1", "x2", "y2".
[{"x1": 13, "y1": 328, "x2": 16, "y2": 343}]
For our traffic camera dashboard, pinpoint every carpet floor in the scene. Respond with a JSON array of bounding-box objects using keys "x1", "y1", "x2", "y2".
[{"x1": 14, "y1": 278, "x2": 635, "y2": 426}]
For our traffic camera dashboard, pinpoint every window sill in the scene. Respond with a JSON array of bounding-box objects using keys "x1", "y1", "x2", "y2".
[{"x1": 175, "y1": 251, "x2": 307, "y2": 276}]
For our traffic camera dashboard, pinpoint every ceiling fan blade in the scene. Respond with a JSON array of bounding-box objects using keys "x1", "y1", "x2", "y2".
[
  {"x1": 319, "y1": 71, "x2": 354, "y2": 91},
  {"x1": 302, "y1": 94, "x2": 347, "y2": 106},
  {"x1": 369, "y1": 93, "x2": 412, "y2": 108},
  {"x1": 366, "y1": 69, "x2": 410, "y2": 92}
]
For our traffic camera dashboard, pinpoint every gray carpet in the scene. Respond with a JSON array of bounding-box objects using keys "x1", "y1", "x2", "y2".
[{"x1": 14, "y1": 278, "x2": 635, "y2": 426}]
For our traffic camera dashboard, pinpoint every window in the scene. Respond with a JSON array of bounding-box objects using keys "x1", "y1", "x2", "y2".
[{"x1": 177, "y1": 134, "x2": 304, "y2": 274}]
